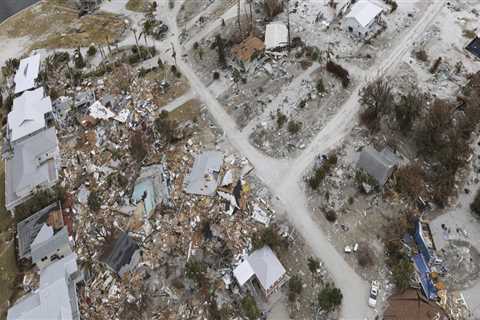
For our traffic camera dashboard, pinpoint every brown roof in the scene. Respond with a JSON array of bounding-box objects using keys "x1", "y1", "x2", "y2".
[
  {"x1": 384, "y1": 289, "x2": 448, "y2": 320},
  {"x1": 231, "y1": 36, "x2": 265, "y2": 62}
]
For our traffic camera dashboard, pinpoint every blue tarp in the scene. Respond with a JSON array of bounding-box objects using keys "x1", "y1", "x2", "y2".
[
  {"x1": 414, "y1": 221, "x2": 431, "y2": 263},
  {"x1": 413, "y1": 254, "x2": 437, "y2": 300}
]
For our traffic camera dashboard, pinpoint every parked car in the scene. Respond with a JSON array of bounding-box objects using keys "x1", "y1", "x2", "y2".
[{"x1": 368, "y1": 281, "x2": 379, "y2": 308}]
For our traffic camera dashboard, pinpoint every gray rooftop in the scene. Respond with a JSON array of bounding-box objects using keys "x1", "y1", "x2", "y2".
[
  {"x1": 356, "y1": 147, "x2": 400, "y2": 186},
  {"x1": 7, "y1": 253, "x2": 81, "y2": 320},
  {"x1": 17, "y1": 203, "x2": 60, "y2": 259},
  {"x1": 5, "y1": 127, "x2": 60, "y2": 211},
  {"x1": 31, "y1": 227, "x2": 71, "y2": 265},
  {"x1": 184, "y1": 151, "x2": 223, "y2": 196},
  {"x1": 100, "y1": 232, "x2": 140, "y2": 276}
]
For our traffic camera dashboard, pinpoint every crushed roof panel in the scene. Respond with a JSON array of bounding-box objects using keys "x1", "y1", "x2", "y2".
[
  {"x1": 31, "y1": 227, "x2": 71, "y2": 265},
  {"x1": 466, "y1": 37, "x2": 480, "y2": 59},
  {"x1": 100, "y1": 232, "x2": 140, "y2": 275}
]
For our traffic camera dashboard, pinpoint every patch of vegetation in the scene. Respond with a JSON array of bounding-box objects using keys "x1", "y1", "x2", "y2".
[
  {"x1": 325, "y1": 210, "x2": 337, "y2": 223},
  {"x1": 316, "y1": 78, "x2": 326, "y2": 93},
  {"x1": 287, "y1": 120, "x2": 302, "y2": 135},
  {"x1": 0, "y1": 242, "x2": 19, "y2": 313},
  {"x1": 392, "y1": 257, "x2": 413, "y2": 292},
  {"x1": 317, "y1": 284, "x2": 343, "y2": 312},
  {"x1": 252, "y1": 226, "x2": 287, "y2": 251},
  {"x1": 308, "y1": 153, "x2": 338, "y2": 190},
  {"x1": 357, "y1": 244, "x2": 374, "y2": 268},
  {"x1": 470, "y1": 189, "x2": 480, "y2": 216},
  {"x1": 264, "y1": 0, "x2": 283, "y2": 18},
  {"x1": 307, "y1": 257, "x2": 320, "y2": 275},
  {"x1": 326, "y1": 61, "x2": 350, "y2": 88},
  {"x1": 276, "y1": 110, "x2": 288, "y2": 129},
  {"x1": 185, "y1": 259, "x2": 206, "y2": 285},
  {"x1": 383, "y1": 0, "x2": 398, "y2": 13},
  {"x1": 126, "y1": 0, "x2": 148, "y2": 12},
  {"x1": 288, "y1": 275, "x2": 303, "y2": 302},
  {"x1": 87, "y1": 190, "x2": 102, "y2": 212},
  {"x1": 355, "y1": 169, "x2": 378, "y2": 191},
  {"x1": 463, "y1": 29, "x2": 477, "y2": 39},
  {"x1": 15, "y1": 186, "x2": 66, "y2": 222},
  {"x1": 415, "y1": 49, "x2": 429, "y2": 62},
  {"x1": 359, "y1": 78, "x2": 394, "y2": 133},
  {"x1": 395, "y1": 89, "x2": 424, "y2": 134},
  {"x1": 87, "y1": 45, "x2": 97, "y2": 57},
  {"x1": 394, "y1": 164, "x2": 426, "y2": 202},
  {"x1": 129, "y1": 130, "x2": 148, "y2": 162},
  {"x1": 241, "y1": 295, "x2": 261, "y2": 320}
]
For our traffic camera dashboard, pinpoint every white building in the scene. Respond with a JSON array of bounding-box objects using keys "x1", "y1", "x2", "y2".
[
  {"x1": 233, "y1": 246, "x2": 288, "y2": 297},
  {"x1": 343, "y1": 0, "x2": 383, "y2": 38},
  {"x1": 13, "y1": 54, "x2": 41, "y2": 95},
  {"x1": 7, "y1": 87, "x2": 53, "y2": 145}
]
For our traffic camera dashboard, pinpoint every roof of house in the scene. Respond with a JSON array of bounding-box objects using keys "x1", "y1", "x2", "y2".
[
  {"x1": 233, "y1": 246, "x2": 286, "y2": 292},
  {"x1": 5, "y1": 128, "x2": 60, "y2": 210},
  {"x1": 265, "y1": 22, "x2": 289, "y2": 51},
  {"x1": 466, "y1": 37, "x2": 480, "y2": 59},
  {"x1": 345, "y1": 0, "x2": 383, "y2": 28},
  {"x1": 8, "y1": 87, "x2": 52, "y2": 143},
  {"x1": 356, "y1": 147, "x2": 399, "y2": 186},
  {"x1": 383, "y1": 289, "x2": 448, "y2": 320},
  {"x1": 184, "y1": 151, "x2": 223, "y2": 196},
  {"x1": 14, "y1": 54, "x2": 41, "y2": 95},
  {"x1": 17, "y1": 203, "x2": 61, "y2": 259},
  {"x1": 100, "y1": 232, "x2": 139, "y2": 275},
  {"x1": 7, "y1": 253, "x2": 81, "y2": 320},
  {"x1": 31, "y1": 227, "x2": 71, "y2": 265}
]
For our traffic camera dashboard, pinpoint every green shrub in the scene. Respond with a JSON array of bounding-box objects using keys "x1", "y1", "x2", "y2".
[
  {"x1": 241, "y1": 295, "x2": 261, "y2": 320},
  {"x1": 288, "y1": 275, "x2": 303, "y2": 302},
  {"x1": 87, "y1": 45, "x2": 97, "y2": 57},
  {"x1": 318, "y1": 284, "x2": 343, "y2": 312}
]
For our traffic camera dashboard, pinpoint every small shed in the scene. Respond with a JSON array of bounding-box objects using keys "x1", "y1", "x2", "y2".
[
  {"x1": 343, "y1": 0, "x2": 383, "y2": 38},
  {"x1": 356, "y1": 146, "x2": 400, "y2": 186},
  {"x1": 233, "y1": 246, "x2": 288, "y2": 297}
]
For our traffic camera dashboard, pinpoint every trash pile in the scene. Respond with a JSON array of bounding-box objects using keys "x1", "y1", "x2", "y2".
[{"x1": 51, "y1": 77, "x2": 279, "y2": 317}]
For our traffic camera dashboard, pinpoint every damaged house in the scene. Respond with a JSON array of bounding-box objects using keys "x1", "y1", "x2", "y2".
[
  {"x1": 5, "y1": 127, "x2": 60, "y2": 212},
  {"x1": 7, "y1": 253, "x2": 83, "y2": 320},
  {"x1": 132, "y1": 164, "x2": 171, "y2": 217},
  {"x1": 16, "y1": 203, "x2": 68, "y2": 264},
  {"x1": 343, "y1": 0, "x2": 383, "y2": 38},
  {"x1": 184, "y1": 151, "x2": 223, "y2": 196},
  {"x1": 13, "y1": 54, "x2": 41, "y2": 95},
  {"x1": 100, "y1": 232, "x2": 141, "y2": 277},
  {"x1": 233, "y1": 246, "x2": 288, "y2": 298},
  {"x1": 356, "y1": 146, "x2": 400, "y2": 187}
]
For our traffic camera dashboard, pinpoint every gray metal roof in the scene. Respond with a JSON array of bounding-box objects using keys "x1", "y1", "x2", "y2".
[
  {"x1": 14, "y1": 54, "x2": 41, "y2": 95},
  {"x1": 17, "y1": 203, "x2": 60, "y2": 259},
  {"x1": 100, "y1": 232, "x2": 140, "y2": 275},
  {"x1": 356, "y1": 147, "x2": 400, "y2": 186},
  {"x1": 184, "y1": 151, "x2": 223, "y2": 196},
  {"x1": 7, "y1": 253, "x2": 80, "y2": 320},
  {"x1": 31, "y1": 227, "x2": 71, "y2": 265},
  {"x1": 233, "y1": 246, "x2": 286, "y2": 292},
  {"x1": 5, "y1": 127, "x2": 60, "y2": 210},
  {"x1": 8, "y1": 87, "x2": 52, "y2": 143}
]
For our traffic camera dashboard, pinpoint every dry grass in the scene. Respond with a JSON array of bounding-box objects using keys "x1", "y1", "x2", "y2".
[
  {"x1": 169, "y1": 99, "x2": 202, "y2": 122},
  {"x1": 126, "y1": 0, "x2": 149, "y2": 12},
  {"x1": 0, "y1": 0, "x2": 127, "y2": 51}
]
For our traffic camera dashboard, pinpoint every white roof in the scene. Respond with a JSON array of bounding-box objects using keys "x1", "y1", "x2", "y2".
[
  {"x1": 265, "y1": 22, "x2": 289, "y2": 50},
  {"x1": 233, "y1": 258, "x2": 255, "y2": 286},
  {"x1": 184, "y1": 151, "x2": 223, "y2": 196},
  {"x1": 31, "y1": 224, "x2": 54, "y2": 247},
  {"x1": 345, "y1": 0, "x2": 383, "y2": 28},
  {"x1": 8, "y1": 87, "x2": 52, "y2": 143},
  {"x1": 7, "y1": 253, "x2": 80, "y2": 320},
  {"x1": 5, "y1": 128, "x2": 60, "y2": 210},
  {"x1": 233, "y1": 246, "x2": 286, "y2": 292},
  {"x1": 14, "y1": 54, "x2": 41, "y2": 94}
]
